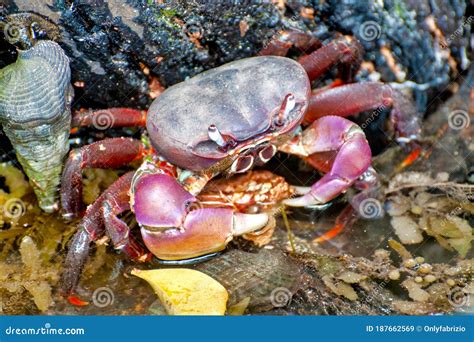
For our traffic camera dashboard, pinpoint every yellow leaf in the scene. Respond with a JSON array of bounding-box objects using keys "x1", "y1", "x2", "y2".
[
  {"x1": 228, "y1": 297, "x2": 251, "y2": 316},
  {"x1": 132, "y1": 268, "x2": 228, "y2": 315}
]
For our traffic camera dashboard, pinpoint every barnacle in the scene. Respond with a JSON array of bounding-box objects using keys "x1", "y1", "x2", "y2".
[{"x1": 0, "y1": 40, "x2": 72, "y2": 212}]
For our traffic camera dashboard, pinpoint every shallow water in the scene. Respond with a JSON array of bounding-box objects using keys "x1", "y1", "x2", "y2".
[{"x1": 0, "y1": 167, "x2": 471, "y2": 316}]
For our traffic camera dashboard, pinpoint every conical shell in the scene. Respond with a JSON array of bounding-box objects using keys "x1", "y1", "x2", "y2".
[{"x1": 0, "y1": 40, "x2": 72, "y2": 212}]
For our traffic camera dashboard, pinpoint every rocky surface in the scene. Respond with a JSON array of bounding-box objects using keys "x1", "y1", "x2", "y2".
[{"x1": 0, "y1": 0, "x2": 471, "y2": 111}]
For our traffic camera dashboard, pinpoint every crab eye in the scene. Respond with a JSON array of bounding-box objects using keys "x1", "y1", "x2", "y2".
[
  {"x1": 258, "y1": 145, "x2": 277, "y2": 163},
  {"x1": 208, "y1": 124, "x2": 226, "y2": 147},
  {"x1": 231, "y1": 155, "x2": 254, "y2": 173},
  {"x1": 207, "y1": 124, "x2": 237, "y2": 151},
  {"x1": 273, "y1": 93, "x2": 296, "y2": 127}
]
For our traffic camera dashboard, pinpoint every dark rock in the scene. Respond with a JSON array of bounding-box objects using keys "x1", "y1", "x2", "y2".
[{"x1": 1, "y1": 0, "x2": 471, "y2": 112}]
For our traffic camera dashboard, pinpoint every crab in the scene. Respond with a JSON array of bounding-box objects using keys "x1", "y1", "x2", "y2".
[{"x1": 61, "y1": 33, "x2": 420, "y2": 291}]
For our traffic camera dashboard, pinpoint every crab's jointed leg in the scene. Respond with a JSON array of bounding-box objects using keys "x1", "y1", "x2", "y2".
[
  {"x1": 63, "y1": 165, "x2": 270, "y2": 292},
  {"x1": 261, "y1": 30, "x2": 420, "y2": 142},
  {"x1": 61, "y1": 137, "x2": 147, "y2": 218},
  {"x1": 304, "y1": 82, "x2": 421, "y2": 142},
  {"x1": 297, "y1": 35, "x2": 362, "y2": 83},
  {"x1": 280, "y1": 116, "x2": 372, "y2": 207},
  {"x1": 261, "y1": 32, "x2": 362, "y2": 84},
  {"x1": 102, "y1": 189, "x2": 152, "y2": 262},
  {"x1": 62, "y1": 171, "x2": 151, "y2": 293},
  {"x1": 259, "y1": 29, "x2": 321, "y2": 57},
  {"x1": 72, "y1": 108, "x2": 147, "y2": 128}
]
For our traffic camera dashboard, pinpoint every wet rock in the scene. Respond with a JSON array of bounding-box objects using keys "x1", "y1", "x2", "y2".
[
  {"x1": 196, "y1": 249, "x2": 301, "y2": 313},
  {"x1": 0, "y1": 0, "x2": 470, "y2": 111}
]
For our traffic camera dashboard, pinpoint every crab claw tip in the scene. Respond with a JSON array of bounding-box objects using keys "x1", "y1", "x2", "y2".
[
  {"x1": 283, "y1": 193, "x2": 321, "y2": 207},
  {"x1": 233, "y1": 212, "x2": 269, "y2": 236}
]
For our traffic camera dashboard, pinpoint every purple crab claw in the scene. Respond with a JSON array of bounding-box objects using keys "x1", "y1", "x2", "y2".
[
  {"x1": 281, "y1": 116, "x2": 372, "y2": 208},
  {"x1": 132, "y1": 173, "x2": 269, "y2": 260}
]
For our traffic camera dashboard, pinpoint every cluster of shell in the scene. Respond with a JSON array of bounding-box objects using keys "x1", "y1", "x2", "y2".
[{"x1": 0, "y1": 40, "x2": 72, "y2": 212}]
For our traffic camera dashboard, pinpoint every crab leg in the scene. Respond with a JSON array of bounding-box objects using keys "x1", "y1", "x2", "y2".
[
  {"x1": 62, "y1": 172, "x2": 150, "y2": 293},
  {"x1": 298, "y1": 36, "x2": 362, "y2": 82},
  {"x1": 61, "y1": 138, "x2": 146, "y2": 218},
  {"x1": 303, "y1": 82, "x2": 421, "y2": 142},
  {"x1": 259, "y1": 29, "x2": 321, "y2": 56},
  {"x1": 280, "y1": 116, "x2": 371, "y2": 207},
  {"x1": 260, "y1": 32, "x2": 362, "y2": 83},
  {"x1": 132, "y1": 172, "x2": 269, "y2": 260},
  {"x1": 102, "y1": 192, "x2": 152, "y2": 262},
  {"x1": 72, "y1": 108, "x2": 147, "y2": 128}
]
